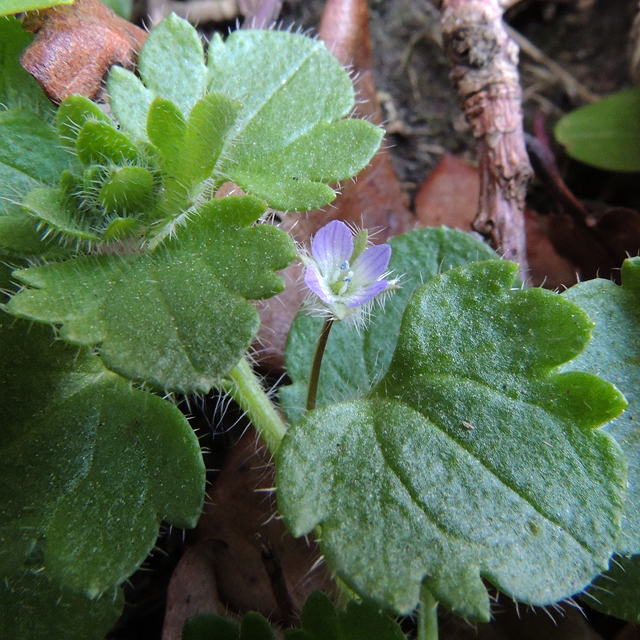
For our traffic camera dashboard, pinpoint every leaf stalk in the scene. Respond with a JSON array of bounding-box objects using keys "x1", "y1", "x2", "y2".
[{"x1": 222, "y1": 356, "x2": 288, "y2": 454}]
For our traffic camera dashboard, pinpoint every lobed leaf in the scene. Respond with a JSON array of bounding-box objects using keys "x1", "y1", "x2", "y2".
[
  {"x1": 277, "y1": 260, "x2": 627, "y2": 620},
  {"x1": 8, "y1": 196, "x2": 297, "y2": 392},
  {"x1": 108, "y1": 18, "x2": 383, "y2": 211},
  {"x1": 208, "y1": 29, "x2": 383, "y2": 210},
  {"x1": 0, "y1": 309, "x2": 204, "y2": 617},
  {"x1": 280, "y1": 227, "x2": 498, "y2": 425},
  {"x1": 561, "y1": 257, "x2": 640, "y2": 619}
]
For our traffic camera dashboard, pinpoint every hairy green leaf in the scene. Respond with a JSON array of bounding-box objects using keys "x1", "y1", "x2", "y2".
[
  {"x1": 0, "y1": 108, "x2": 73, "y2": 254},
  {"x1": 8, "y1": 196, "x2": 297, "y2": 392},
  {"x1": 208, "y1": 29, "x2": 383, "y2": 210},
  {"x1": 0, "y1": 571, "x2": 123, "y2": 640},
  {"x1": 57, "y1": 94, "x2": 111, "y2": 146},
  {"x1": 560, "y1": 257, "x2": 640, "y2": 620},
  {"x1": 285, "y1": 591, "x2": 406, "y2": 640},
  {"x1": 562, "y1": 257, "x2": 640, "y2": 552},
  {"x1": 277, "y1": 260, "x2": 627, "y2": 620},
  {"x1": 0, "y1": 314, "x2": 204, "y2": 598},
  {"x1": 0, "y1": 312, "x2": 205, "y2": 596},
  {"x1": 583, "y1": 554, "x2": 640, "y2": 622},
  {"x1": 108, "y1": 18, "x2": 383, "y2": 211},
  {"x1": 280, "y1": 227, "x2": 498, "y2": 425},
  {"x1": 555, "y1": 87, "x2": 640, "y2": 172}
]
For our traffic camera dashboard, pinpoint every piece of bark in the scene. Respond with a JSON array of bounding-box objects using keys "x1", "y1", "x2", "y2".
[
  {"x1": 435, "y1": 0, "x2": 532, "y2": 273},
  {"x1": 21, "y1": 0, "x2": 147, "y2": 103},
  {"x1": 255, "y1": 0, "x2": 414, "y2": 371}
]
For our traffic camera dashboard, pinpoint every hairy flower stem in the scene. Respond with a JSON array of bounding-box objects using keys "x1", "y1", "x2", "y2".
[
  {"x1": 306, "y1": 317, "x2": 334, "y2": 412},
  {"x1": 418, "y1": 588, "x2": 439, "y2": 640},
  {"x1": 222, "y1": 356, "x2": 288, "y2": 454}
]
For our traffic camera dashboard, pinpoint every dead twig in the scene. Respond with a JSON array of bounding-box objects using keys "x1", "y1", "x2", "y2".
[{"x1": 434, "y1": 0, "x2": 532, "y2": 274}]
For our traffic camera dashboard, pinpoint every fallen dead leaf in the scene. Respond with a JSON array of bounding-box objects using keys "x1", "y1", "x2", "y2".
[
  {"x1": 21, "y1": 0, "x2": 147, "y2": 103},
  {"x1": 162, "y1": 543, "x2": 225, "y2": 640},
  {"x1": 415, "y1": 153, "x2": 579, "y2": 289},
  {"x1": 162, "y1": 429, "x2": 334, "y2": 639},
  {"x1": 414, "y1": 152, "x2": 479, "y2": 230}
]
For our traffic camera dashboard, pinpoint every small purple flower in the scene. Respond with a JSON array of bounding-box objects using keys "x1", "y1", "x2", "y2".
[{"x1": 301, "y1": 220, "x2": 396, "y2": 321}]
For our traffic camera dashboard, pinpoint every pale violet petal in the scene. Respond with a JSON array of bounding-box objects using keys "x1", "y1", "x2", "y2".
[
  {"x1": 305, "y1": 264, "x2": 335, "y2": 306},
  {"x1": 347, "y1": 280, "x2": 389, "y2": 307},
  {"x1": 311, "y1": 220, "x2": 354, "y2": 276},
  {"x1": 350, "y1": 244, "x2": 391, "y2": 287}
]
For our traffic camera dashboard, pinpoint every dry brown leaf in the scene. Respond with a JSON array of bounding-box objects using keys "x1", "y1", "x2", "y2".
[
  {"x1": 255, "y1": 0, "x2": 414, "y2": 371},
  {"x1": 415, "y1": 153, "x2": 578, "y2": 289},
  {"x1": 21, "y1": 0, "x2": 147, "y2": 103},
  {"x1": 195, "y1": 430, "x2": 333, "y2": 617},
  {"x1": 162, "y1": 543, "x2": 225, "y2": 640},
  {"x1": 414, "y1": 153, "x2": 479, "y2": 230}
]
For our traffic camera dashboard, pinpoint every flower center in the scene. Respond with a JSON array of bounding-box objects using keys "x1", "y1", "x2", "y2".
[{"x1": 330, "y1": 260, "x2": 354, "y2": 296}]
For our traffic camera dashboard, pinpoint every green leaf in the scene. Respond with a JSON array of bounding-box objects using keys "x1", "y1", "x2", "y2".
[
  {"x1": 280, "y1": 227, "x2": 499, "y2": 425},
  {"x1": 0, "y1": 0, "x2": 72, "y2": 14},
  {"x1": 562, "y1": 257, "x2": 640, "y2": 553},
  {"x1": 208, "y1": 30, "x2": 384, "y2": 210},
  {"x1": 277, "y1": 260, "x2": 627, "y2": 620},
  {"x1": 182, "y1": 611, "x2": 275, "y2": 640},
  {"x1": 284, "y1": 591, "x2": 406, "y2": 640},
  {"x1": 8, "y1": 196, "x2": 297, "y2": 392},
  {"x1": 108, "y1": 13, "x2": 207, "y2": 133},
  {"x1": 0, "y1": 570, "x2": 123, "y2": 640},
  {"x1": 584, "y1": 554, "x2": 640, "y2": 623},
  {"x1": 76, "y1": 119, "x2": 138, "y2": 166},
  {"x1": 21, "y1": 187, "x2": 103, "y2": 245},
  {"x1": 139, "y1": 13, "x2": 207, "y2": 116},
  {"x1": 145, "y1": 92, "x2": 240, "y2": 223},
  {"x1": 0, "y1": 16, "x2": 54, "y2": 115},
  {"x1": 108, "y1": 21, "x2": 383, "y2": 212},
  {"x1": 107, "y1": 66, "x2": 155, "y2": 143},
  {"x1": 0, "y1": 108, "x2": 74, "y2": 254},
  {"x1": 57, "y1": 94, "x2": 111, "y2": 146},
  {"x1": 0, "y1": 312, "x2": 205, "y2": 595},
  {"x1": 560, "y1": 258, "x2": 640, "y2": 621},
  {"x1": 555, "y1": 87, "x2": 640, "y2": 172},
  {"x1": 99, "y1": 165, "x2": 155, "y2": 215}
]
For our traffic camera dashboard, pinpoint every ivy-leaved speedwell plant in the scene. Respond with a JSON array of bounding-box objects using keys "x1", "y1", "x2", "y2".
[{"x1": 1, "y1": 8, "x2": 639, "y2": 640}]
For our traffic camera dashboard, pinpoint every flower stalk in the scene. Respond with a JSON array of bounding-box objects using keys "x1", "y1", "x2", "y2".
[{"x1": 306, "y1": 317, "x2": 334, "y2": 412}]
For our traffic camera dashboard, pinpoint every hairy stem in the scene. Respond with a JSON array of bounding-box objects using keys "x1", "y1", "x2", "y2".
[
  {"x1": 419, "y1": 587, "x2": 439, "y2": 640},
  {"x1": 306, "y1": 317, "x2": 334, "y2": 412},
  {"x1": 222, "y1": 356, "x2": 288, "y2": 454}
]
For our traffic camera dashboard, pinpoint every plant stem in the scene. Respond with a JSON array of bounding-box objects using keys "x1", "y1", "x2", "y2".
[
  {"x1": 418, "y1": 588, "x2": 439, "y2": 640},
  {"x1": 306, "y1": 317, "x2": 334, "y2": 412},
  {"x1": 222, "y1": 356, "x2": 288, "y2": 454}
]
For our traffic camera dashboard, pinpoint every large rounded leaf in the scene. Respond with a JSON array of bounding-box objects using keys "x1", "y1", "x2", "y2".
[{"x1": 277, "y1": 260, "x2": 626, "y2": 620}]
